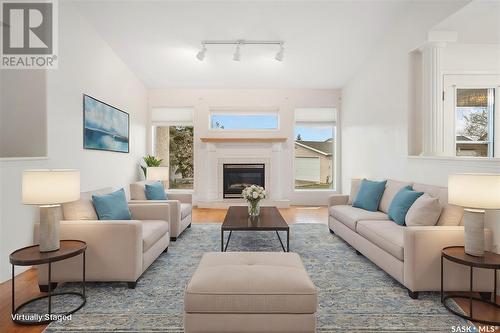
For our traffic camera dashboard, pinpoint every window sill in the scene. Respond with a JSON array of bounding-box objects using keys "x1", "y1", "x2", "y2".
[{"x1": 407, "y1": 155, "x2": 500, "y2": 163}]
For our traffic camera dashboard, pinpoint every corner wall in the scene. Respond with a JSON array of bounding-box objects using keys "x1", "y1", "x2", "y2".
[{"x1": 0, "y1": 2, "x2": 148, "y2": 282}]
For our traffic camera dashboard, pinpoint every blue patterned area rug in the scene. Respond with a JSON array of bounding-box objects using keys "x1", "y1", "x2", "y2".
[{"x1": 37, "y1": 223, "x2": 468, "y2": 332}]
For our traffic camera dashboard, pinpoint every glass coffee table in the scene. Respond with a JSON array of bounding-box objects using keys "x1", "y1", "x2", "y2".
[{"x1": 221, "y1": 206, "x2": 290, "y2": 252}]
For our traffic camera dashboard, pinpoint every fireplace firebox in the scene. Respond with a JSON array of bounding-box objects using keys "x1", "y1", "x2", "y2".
[{"x1": 223, "y1": 164, "x2": 265, "y2": 198}]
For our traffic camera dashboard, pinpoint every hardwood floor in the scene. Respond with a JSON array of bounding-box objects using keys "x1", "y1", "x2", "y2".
[{"x1": 1, "y1": 206, "x2": 498, "y2": 332}]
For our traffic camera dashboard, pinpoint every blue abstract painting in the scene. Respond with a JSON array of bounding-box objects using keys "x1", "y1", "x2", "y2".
[{"x1": 83, "y1": 95, "x2": 129, "y2": 153}]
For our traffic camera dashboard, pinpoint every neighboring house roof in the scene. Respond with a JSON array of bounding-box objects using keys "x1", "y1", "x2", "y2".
[{"x1": 295, "y1": 139, "x2": 333, "y2": 156}]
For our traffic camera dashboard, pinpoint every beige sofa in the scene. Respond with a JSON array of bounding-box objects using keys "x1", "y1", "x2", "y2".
[
  {"x1": 329, "y1": 179, "x2": 494, "y2": 299},
  {"x1": 130, "y1": 181, "x2": 192, "y2": 241},
  {"x1": 34, "y1": 188, "x2": 170, "y2": 290},
  {"x1": 184, "y1": 252, "x2": 317, "y2": 333}
]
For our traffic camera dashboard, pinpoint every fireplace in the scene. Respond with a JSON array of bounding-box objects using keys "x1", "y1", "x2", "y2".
[{"x1": 223, "y1": 164, "x2": 265, "y2": 198}]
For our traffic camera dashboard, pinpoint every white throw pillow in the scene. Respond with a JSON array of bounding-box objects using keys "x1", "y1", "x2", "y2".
[{"x1": 405, "y1": 194, "x2": 442, "y2": 226}]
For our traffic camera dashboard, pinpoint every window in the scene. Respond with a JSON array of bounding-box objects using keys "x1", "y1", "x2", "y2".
[
  {"x1": 152, "y1": 108, "x2": 194, "y2": 189},
  {"x1": 455, "y1": 88, "x2": 495, "y2": 157},
  {"x1": 443, "y1": 74, "x2": 499, "y2": 158},
  {"x1": 294, "y1": 108, "x2": 337, "y2": 190},
  {"x1": 210, "y1": 112, "x2": 279, "y2": 130}
]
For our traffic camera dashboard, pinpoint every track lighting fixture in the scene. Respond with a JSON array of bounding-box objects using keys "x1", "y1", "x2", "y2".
[
  {"x1": 233, "y1": 42, "x2": 242, "y2": 61},
  {"x1": 195, "y1": 40, "x2": 285, "y2": 62},
  {"x1": 196, "y1": 44, "x2": 206, "y2": 61},
  {"x1": 275, "y1": 43, "x2": 284, "y2": 61}
]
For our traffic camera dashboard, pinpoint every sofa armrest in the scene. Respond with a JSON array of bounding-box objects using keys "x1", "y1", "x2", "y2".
[
  {"x1": 35, "y1": 220, "x2": 143, "y2": 283},
  {"x1": 328, "y1": 195, "x2": 349, "y2": 207},
  {"x1": 166, "y1": 192, "x2": 192, "y2": 204},
  {"x1": 129, "y1": 199, "x2": 182, "y2": 236},
  {"x1": 129, "y1": 203, "x2": 170, "y2": 222},
  {"x1": 404, "y1": 226, "x2": 493, "y2": 292}
]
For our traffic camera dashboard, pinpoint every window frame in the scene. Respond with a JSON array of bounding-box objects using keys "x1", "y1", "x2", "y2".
[
  {"x1": 208, "y1": 108, "x2": 280, "y2": 132},
  {"x1": 293, "y1": 108, "x2": 339, "y2": 192},
  {"x1": 443, "y1": 74, "x2": 499, "y2": 158},
  {"x1": 151, "y1": 122, "x2": 195, "y2": 191}
]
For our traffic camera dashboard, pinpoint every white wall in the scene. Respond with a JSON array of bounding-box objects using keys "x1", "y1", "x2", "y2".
[
  {"x1": 148, "y1": 89, "x2": 340, "y2": 205},
  {"x1": 0, "y1": 2, "x2": 148, "y2": 282},
  {"x1": 341, "y1": 1, "x2": 500, "y2": 251}
]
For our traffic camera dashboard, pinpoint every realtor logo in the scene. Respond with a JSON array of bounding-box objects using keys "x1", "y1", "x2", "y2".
[{"x1": 1, "y1": 0, "x2": 58, "y2": 68}]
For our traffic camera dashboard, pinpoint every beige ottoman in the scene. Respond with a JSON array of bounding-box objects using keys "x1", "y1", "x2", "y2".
[{"x1": 184, "y1": 252, "x2": 317, "y2": 333}]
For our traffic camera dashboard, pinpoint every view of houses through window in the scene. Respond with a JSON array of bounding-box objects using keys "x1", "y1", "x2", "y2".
[{"x1": 294, "y1": 108, "x2": 336, "y2": 190}]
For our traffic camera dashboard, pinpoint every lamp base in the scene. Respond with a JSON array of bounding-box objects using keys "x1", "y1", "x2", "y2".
[
  {"x1": 39, "y1": 205, "x2": 62, "y2": 252},
  {"x1": 463, "y1": 209, "x2": 485, "y2": 257}
]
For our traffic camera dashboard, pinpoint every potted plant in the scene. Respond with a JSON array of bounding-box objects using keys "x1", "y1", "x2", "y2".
[
  {"x1": 140, "y1": 155, "x2": 163, "y2": 178},
  {"x1": 242, "y1": 185, "x2": 266, "y2": 217}
]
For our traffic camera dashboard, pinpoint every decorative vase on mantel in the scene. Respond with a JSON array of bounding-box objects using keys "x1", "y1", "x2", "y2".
[{"x1": 242, "y1": 185, "x2": 266, "y2": 217}]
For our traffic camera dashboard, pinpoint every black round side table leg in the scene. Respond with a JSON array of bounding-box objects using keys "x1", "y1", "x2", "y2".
[
  {"x1": 469, "y1": 266, "x2": 473, "y2": 318},
  {"x1": 83, "y1": 252, "x2": 86, "y2": 298},
  {"x1": 441, "y1": 255, "x2": 444, "y2": 302},
  {"x1": 495, "y1": 269, "x2": 497, "y2": 302},
  {"x1": 48, "y1": 262, "x2": 52, "y2": 315},
  {"x1": 11, "y1": 264, "x2": 15, "y2": 314}
]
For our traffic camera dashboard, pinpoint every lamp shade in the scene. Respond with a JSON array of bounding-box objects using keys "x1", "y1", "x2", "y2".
[
  {"x1": 146, "y1": 167, "x2": 169, "y2": 181},
  {"x1": 448, "y1": 173, "x2": 500, "y2": 209},
  {"x1": 22, "y1": 169, "x2": 80, "y2": 205}
]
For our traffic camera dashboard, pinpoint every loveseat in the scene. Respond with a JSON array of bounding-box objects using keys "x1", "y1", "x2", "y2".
[
  {"x1": 34, "y1": 188, "x2": 170, "y2": 290},
  {"x1": 130, "y1": 181, "x2": 192, "y2": 241},
  {"x1": 329, "y1": 179, "x2": 493, "y2": 298}
]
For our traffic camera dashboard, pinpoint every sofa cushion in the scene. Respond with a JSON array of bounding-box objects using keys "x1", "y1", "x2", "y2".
[
  {"x1": 379, "y1": 179, "x2": 413, "y2": 213},
  {"x1": 185, "y1": 252, "x2": 317, "y2": 314},
  {"x1": 357, "y1": 220, "x2": 404, "y2": 261},
  {"x1": 181, "y1": 203, "x2": 192, "y2": 220},
  {"x1": 62, "y1": 188, "x2": 113, "y2": 220},
  {"x1": 347, "y1": 178, "x2": 361, "y2": 205},
  {"x1": 145, "y1": 181, "x2": 167, "y2": 200},
  {"x1": 352, "y1": 179, "x2": 387, "y2": 212},
  {"x1": 329, "y1": 205, "x2": 389, "y2": 231},
  {"x1": 142, "y1": 220, "x2": 169, "y2": 252},
  {"x1": 92, "y1": 188, "x2": 132, "y2": 220},
  {"x1": 405, "y1": 194, "x2": 442, "y2": 226},
  {"x1": 412, "y1": 183, "x2": 463, "y2": 226},
  {"x1": 130, "y1": 181, "x2": 154, "y2": 200},
  {"x1": 387, "y1": 186, "x2": 423, "y2": 226}
]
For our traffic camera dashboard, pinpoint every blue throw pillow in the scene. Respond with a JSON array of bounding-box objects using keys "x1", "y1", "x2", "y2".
[
  {"x1": 352, "y1": 179, "x2": 387, "y2": 212},
  {"x1": 145, "y1": 181, "x2": 167, "y2": 200},
  {"x1": 92, "y1": 188, "x2": 131, "y2": 220},
  {"x1": 388, "y1": 186, "x2": 424, "y2": 226}
]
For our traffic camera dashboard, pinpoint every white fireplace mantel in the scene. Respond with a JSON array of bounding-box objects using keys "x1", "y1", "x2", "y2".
[{"x1": 196, "y1": 140, "x2": 290, "y2": 208}]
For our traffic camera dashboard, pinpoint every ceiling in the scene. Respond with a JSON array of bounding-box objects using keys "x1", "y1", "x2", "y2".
[
  {"x1": 432, "y1": 0, "x2": 500, "y2": 44},
  {"x1": 74, "y1": 1, "x2": 413, "y2": 89}
]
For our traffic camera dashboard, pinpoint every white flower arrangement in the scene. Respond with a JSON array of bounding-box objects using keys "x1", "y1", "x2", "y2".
[{"x1": 242, "y1": 185, "x2": 266, "y2": 202}]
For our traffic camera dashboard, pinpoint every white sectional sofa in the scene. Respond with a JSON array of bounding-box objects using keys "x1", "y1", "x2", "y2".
[{"x1": 329, "y1": 179, "x2": 494, "y2": 298}]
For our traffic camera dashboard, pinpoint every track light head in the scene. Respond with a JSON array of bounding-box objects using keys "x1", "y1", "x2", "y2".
[
  {"x1": 275, "y1": 44, "x2": 284, "y2": 61},
  {"x1": 233, "y1": 43, "x2": 242, "y2": 61},
  {"x1": 196, "y1": 44, "x2": 206, "y2": 61}
]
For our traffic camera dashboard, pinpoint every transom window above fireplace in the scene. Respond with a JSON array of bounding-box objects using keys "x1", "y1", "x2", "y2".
[{"x1": 210, "y1": 110, "x2": 279, "y2": 130}]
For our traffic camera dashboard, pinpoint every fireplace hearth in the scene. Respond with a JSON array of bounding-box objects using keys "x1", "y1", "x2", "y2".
[{"x1": 223, "y1": 164, "x2": 265, "y2": 198}]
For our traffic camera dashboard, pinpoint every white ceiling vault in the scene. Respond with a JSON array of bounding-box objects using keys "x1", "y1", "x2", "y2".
[{"x1": 73, "y1": 1, "x2": 413, "y2": 89}]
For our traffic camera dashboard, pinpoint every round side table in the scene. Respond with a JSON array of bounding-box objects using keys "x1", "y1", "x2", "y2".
[
  {"x1": 10, "y1": 240, "x2": 87, "y2": 325},
  {"x1": 441, "y1": 246, "x2": 500, "y2": 326}
]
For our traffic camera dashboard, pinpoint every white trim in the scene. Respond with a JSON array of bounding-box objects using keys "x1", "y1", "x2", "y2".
[{"x1": 0, "y1": 156, "x2": 49, "y2": 163}]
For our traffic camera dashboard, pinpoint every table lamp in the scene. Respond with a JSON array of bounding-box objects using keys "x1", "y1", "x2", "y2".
[
  {"x1": 448, "y1": 173, "x2": 500, "y2": 257},
  {"x1": 22, "y1": 169, "x2": 80, "y2": 252},
  {"x1": 146, "y1": 166, "x2": 169, "y2": 189}
]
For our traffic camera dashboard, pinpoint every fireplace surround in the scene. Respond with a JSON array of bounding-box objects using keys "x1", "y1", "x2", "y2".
[{"x1": 223, "y1": 163, "x2": 265, "y2": 198}]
